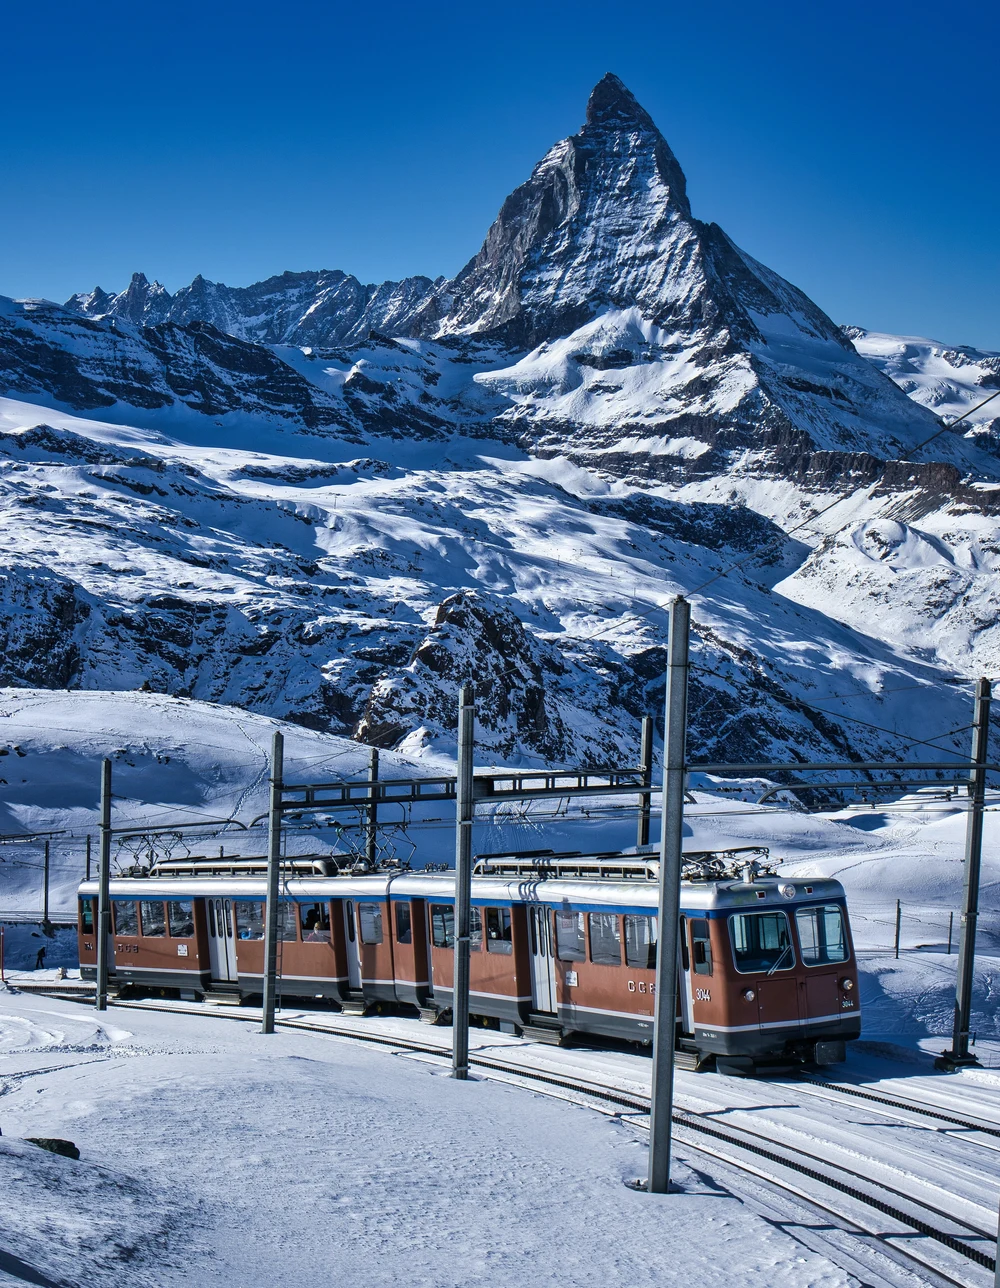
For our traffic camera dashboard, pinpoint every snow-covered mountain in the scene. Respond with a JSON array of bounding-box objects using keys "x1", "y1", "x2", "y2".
[
  {"x1": 2, "y1": 74, "x2": 998, "y2": 771},
  {"x1": 63, "y1": 76, "x2": 978, "y2": 477},
  {"x1": 847, "y1": 326, "x2": 1000, "y2": 444}
]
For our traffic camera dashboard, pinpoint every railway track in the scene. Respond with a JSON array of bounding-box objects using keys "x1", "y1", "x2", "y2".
[
  {"x1": 59, "y1": 993, "x2": 994, "y2": 1288},
  {"x1": 799, "y1": 1072, "x2": 1000, "y2": 1140}
]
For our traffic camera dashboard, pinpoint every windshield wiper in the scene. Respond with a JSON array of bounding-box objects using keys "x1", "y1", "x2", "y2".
[{"x1": 766, "y1": 943, "x2": 792, "y2": 977}]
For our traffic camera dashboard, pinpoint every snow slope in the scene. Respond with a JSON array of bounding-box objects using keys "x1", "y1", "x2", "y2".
[
  {"x1": 0, "y1": 689, "x2": 438, "y2": 920},
  {"x1": 0, "y1": 995, "x2": 865, "y2": 1288},
  {"x1": 848, "y1": 326, "x2": 1000, "y2": 443}
]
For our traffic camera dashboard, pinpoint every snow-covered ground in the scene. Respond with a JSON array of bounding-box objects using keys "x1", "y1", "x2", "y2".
[{"x1": 0, "y1": 992, "x2": 862, "y2": 1288}]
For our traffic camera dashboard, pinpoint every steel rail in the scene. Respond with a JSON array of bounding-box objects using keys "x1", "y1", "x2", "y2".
[
  {"x1": 799, "y1": 1074, "x2": 1000, "y2": 1140},
  {"x1": 670, "y1": 1100, "x2": 996, "y2": 1248},
  {"x1": 58, "y1": 993, "x2": 998, "y2": 1279}
]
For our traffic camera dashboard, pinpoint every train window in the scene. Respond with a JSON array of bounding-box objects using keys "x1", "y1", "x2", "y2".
[
  {"x1": 113, "y1": 902, "x2": 138, "y2": 936},
  {"x1": 167, "y1": 901, "x2": 194, "y2": 937},
  {"x1": 235, "y1": 902, "x2": 265, "y2": 940},
  {"x1": 679, "y1": 916, "x2": 689, "y2": 972},
  {"x1": 485, "y1": 907, "x2": 513, "y2": 955},
  {"x1": 730, "y1": 912, "x2": 794, "y2": 974},
  {"x1": 80, "y1": 899, "x2": 94, "y2": 933},
  {"x1": 359, "y1": 903, "x2": 384, "y2": 945},
  {"x1": 139, "y1": 901, "x2": 166, "y2": 937},
  {"x1": 795, "y1": 905, "x2": 848, "y2": 966},
  {"x1": 395, "y1": 902, "x2": 412, "y2": 945},
  {"x1": 690, "y1": 919, "x2": 713, "y2": 976},
  {"x1": 277, "y1": 903, "x2": 298, "y2": 942},
  {"x1": 554, "y1": 911, "x2": 585, "y2": 962},
  {"x1": 301, "y1": 903, "x2": 331, "y2": 943},
  {"x1": 346, "y1": 901, "x2": 356, "y2": 942},
  {"x1": 625, "y1": 915, "x2": 657, "y2": 969},
  {"x1": 431, "y1": 904, "x2": 453, "y2": 948},
  {"x1": 589, "y1": 912, "x2": 622, "y2": 966},
  {"x1": 431, "y1": 906, "x2": 482, "y2": 950}
]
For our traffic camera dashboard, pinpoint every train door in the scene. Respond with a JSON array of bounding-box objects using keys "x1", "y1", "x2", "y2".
[
  {"x1": 678, "y1": 915, "x2": 694, "y2": 1036},
  {"x1": 206, "y1": 897, "x2": 237, "y2": 982},
  {"x1": 732, "y1": 910, "x2": 801, "y2": 1032},
  {"x1": 528, "y1": 905, "x2": 557, "y2": 1013},
  {"x1": 343, "y1": 901, "x2": 362, "y2": 990}
]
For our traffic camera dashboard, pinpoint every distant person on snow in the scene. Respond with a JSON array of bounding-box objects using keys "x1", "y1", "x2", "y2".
[{"x1": 34, "y1": 945, "x2": 46, "y2": 970}]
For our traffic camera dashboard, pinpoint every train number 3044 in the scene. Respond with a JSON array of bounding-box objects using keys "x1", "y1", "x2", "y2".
[{"x1": 695, "y1": 988, "x2": 712, "y2": 1002}]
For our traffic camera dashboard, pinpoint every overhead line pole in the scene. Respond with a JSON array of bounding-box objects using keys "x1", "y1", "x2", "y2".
[
  {"x1": 941, "y1": 677, "x2": 991, "y2": 1069},
  {"x1": 637, "y1": 716, "x2": 654, "y2": 848},
  {"x1": 366, "y1": 746, "x2": 379, "y2": 869},
  {"x1": 95, "y1": 759, "x2": 112, "y2": 1013},
  {"x1": 261, "y1": 730, "x2": 284, "y2": 1035},
  {"x1": 452, "y1": 683, "x2": 475, "y2": 1080},
  {"x1": 42, "y1": 840, "x2": 50, "y2": 930},
  {"x1": 648, "y1": 596, "x2": 689, "y2": 1194}
]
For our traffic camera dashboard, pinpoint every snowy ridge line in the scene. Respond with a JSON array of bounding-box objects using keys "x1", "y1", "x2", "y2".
[
  {"x1": 91, "y1": 996, "x2": 997, "y2": 1277},
  {"x1": 800, "y1": 1074, "x2": 1000, "y2": 1139}
]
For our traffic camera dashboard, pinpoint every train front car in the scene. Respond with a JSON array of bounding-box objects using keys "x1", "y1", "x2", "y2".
[{"x1": 680, "y1": 856, "x2": 860, "y2": 1074}]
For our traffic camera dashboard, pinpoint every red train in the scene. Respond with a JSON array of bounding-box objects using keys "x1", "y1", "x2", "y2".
[{"x1": 77, "y1": 848, "x2": 860, "y2": 1071}]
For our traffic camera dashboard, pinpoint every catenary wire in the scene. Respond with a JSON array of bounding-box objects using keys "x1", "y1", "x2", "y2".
[{"x1": 686, "y1": 662, "x2": 980, "y2": 759}]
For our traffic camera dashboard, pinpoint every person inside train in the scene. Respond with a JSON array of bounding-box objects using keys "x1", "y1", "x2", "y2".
[{"x1": 303, "y1": 907, "x2": 329, "y2": 943}]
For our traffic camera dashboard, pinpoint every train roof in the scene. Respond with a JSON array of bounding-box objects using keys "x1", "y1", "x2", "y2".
[{"x1": 78, "y1": 869, "x2": 846, "y2": 911}]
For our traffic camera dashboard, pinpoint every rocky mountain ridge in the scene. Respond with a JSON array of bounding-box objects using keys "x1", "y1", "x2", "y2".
[
  {"x1": 60, "y1": 75, "x2": 982, "y2": 478},
  {"x1": 1, "y1": 75, "x2": 998, "y2": 767}
]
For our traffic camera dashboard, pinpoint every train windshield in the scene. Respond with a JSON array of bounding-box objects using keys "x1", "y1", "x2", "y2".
[
  {"x1": 729, "y1": 911, "x2": 794, "y2": 974},
  {"x1": 795, "y1": 905, "x2": 848, "y2": 965}
]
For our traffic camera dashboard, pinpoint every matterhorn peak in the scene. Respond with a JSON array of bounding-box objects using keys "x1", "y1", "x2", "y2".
[
  {"x1": 413, "y1": 74, "x2": 697, "y2": 345},
  {"x1": 584, "y1": 72, "x2": 657, "y2": 132}
]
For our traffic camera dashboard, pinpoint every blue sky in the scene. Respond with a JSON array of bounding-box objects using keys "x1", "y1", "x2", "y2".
[{"x1": 3, "y1": 0, "x2": 998, "y2": 347}]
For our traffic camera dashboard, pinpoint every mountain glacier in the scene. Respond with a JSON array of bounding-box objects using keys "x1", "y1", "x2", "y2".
[{"x1": 2, "y1": 74, "x2": 998, "y2": 771}]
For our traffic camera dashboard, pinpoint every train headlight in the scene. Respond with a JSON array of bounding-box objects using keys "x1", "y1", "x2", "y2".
[
  {"x1": 742, "y1": 988, "x2": 756, "y2": 1002},
  {"x1": 840, "y1": 978, "x2": 854, "y2": 991},
  {"x1": 778, "y1": 883, "x2": 796, "y2": 899}
]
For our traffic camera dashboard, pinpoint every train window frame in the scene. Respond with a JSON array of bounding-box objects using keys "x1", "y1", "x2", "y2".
[
  {"x1": 624, "y1": 914, "x2": 657, "y2": 970},
  {"x1": 588, "y1": 912, "x2": 622, "y2": 966},
  {"x1": 358, "y1": 902, "x2": 384, "y2": 945},
  {"x1": 167, "y1": 900, "x2": 194, "y2": 938},
  {"x1": 690, "y1": 918, "x2": 713, "y2": 976},
  {"x1": 113, "y1": 901, "x2": 138, "y2": 937},
  {"x1": 794, "y1": 904, "x2": 849, "y2": 967},
  {"x1": 679, "y1": 915, "x2": 689, "y2": 972},
  {"x1": 300, "y1": 902, "x2": 331, "y2": 944},
  {"x1": 235, "y1": 901, "x2": 265, "y2": 941},
  {"x1": 485, "y1": 906, "x2": 513, "y2": 955},
  {"x1": 729, "y1": 910, "x2": 796, "y2": 975},
  {"x1": 431, "y1": 903, "x2": 454, "y2": 949},
  {"x1": 395, "y1": 901, "x2": 413, "y2": 946},
  {"x1": 276, "y1": 902, "x2": 298, "y2": 942},
  {"x1": 80, "y1": 899, "x2": 95, "y2": 934},
  {"x1": 139, "y1": 901, "x2": 166, "y2": 937},
  {"x1": 554, "y1": 910, "x2": 586, "y2": 963}
]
